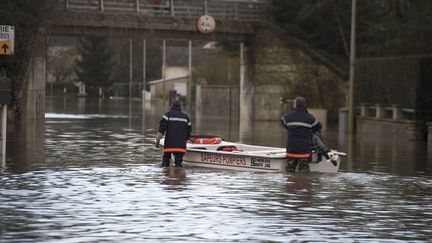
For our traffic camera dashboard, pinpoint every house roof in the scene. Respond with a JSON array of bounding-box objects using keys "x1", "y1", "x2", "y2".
[{"x1": 147, "y1": 74, "x2": 189, "y2": 85}]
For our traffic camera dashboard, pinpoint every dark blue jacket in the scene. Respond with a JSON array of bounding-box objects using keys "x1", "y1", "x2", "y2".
[
  {"x1": 281, "y1": 108, "x2": 322, "y2": 156},
  {"x1": 159, "y1": 105, "x2": 191, "y2": 153}
]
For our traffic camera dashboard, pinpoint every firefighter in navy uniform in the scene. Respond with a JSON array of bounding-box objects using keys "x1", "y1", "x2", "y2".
[
  {"x1": 155, "y1": 100, "x2": 192, "y2": 168},
  {"x1": 281, "y1": 97, "x2": 322, "y2": 173}
]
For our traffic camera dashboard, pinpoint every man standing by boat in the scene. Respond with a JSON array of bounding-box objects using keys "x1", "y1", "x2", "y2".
[
  {"x1": 155, "y1": 100, "x2": 192, "y2": 168},
  {"x1": 281, "y1": 97, "x2": 322, "y2": 173}
]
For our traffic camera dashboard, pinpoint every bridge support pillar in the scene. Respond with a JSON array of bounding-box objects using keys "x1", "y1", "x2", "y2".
[
  {"x1": 428, "y1": 122, "x2": 432, "y2": 144},
  {"x1": 22, "y1": 54, "x2": 46, "y2": 122},
  {"x1": 6, "y1": 52, "x2": 47, "y2": 165},
  {"x1": 239, "y1": 42, "x2": 254, "y2": 140},
  {"x1": 239, "y1": 43, "x2": 254, "y2": 122}
]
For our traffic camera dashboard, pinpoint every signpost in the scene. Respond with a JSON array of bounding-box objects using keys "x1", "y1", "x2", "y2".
[
  {"x1": 1, "y1": 104, "x2": 6, "y2": 167},
  {"x1": 0, "y1": 90, "x2": 10, "y2": 168},
  {"x1": 0, "y1": 25, "x2": 15, "y2": 56},
  {"x1": 0, "y1": 25, "x2": 13, "y2": 166}
]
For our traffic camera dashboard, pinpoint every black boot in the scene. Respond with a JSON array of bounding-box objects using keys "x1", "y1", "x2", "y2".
[
  {"x1": 162, "y1": 152, "x2": 171, "y2": 167},
  {"x1": 162, "y1": 161, "x2": 170, "y2": 167},
  {"x1": 174, "y1": 153, "x2": 184, "y2": 168},
  {"x1": 286, "y1": 158, "x2": 298, "y2": 173}
]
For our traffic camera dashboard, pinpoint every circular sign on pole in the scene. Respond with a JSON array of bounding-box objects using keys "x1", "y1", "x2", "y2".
[{"x1": 197, "y1": 15, "x2": 216, "y2": 34}]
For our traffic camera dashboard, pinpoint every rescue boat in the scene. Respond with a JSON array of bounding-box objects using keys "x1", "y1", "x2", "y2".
[{"x1": 160, "y1": 136, "x2": 346, "y2": 173}]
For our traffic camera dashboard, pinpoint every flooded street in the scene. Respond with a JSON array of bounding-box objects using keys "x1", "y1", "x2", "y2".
[{"x1": 1, "y1": 97, "x2": 432, "y2": 242}]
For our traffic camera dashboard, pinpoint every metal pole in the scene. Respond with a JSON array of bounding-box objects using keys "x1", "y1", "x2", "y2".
[
  {"x1": 204, "y1": 0, "x2": 208, "y2": 15},
  {"x1": 162, "y1": 40, "x2": 166, "y2": 105},
  {"x1": 188, "y1": 40, "x2": 192, "y2": 76},
  {"x1": 100, "y1": 0, "x2": 104, "y2": 12},
  {"x1": 170, "y1": 0, "x2": 175, "y2": 16},
  {"x1": 129, "y1": 39, "x2": 133, "y2": 101},
  {"x1": 136, "y1": 0, "x2": 140, "y2": 13},
  {"x1": 1, "y1": 105, "x2": 7, "y2": 167},
  {"x1": 348, "y1": 0, "x2": 357, "y2": 134},
  {"x1": 188, "y1": 40, "x2": 192, "y2": 112},
  {"x1": 47, "y1": 36, "x2": 51, "y2": 97},
  {"x1": 65, "y1": 0, "x2": 69, "y2": 9},
  {"x1": 228, "y1": 57, "x2": 232, "y2": 121},
  {"x1": 142, "y1": 39, "x2": 146, "y2": 102}
]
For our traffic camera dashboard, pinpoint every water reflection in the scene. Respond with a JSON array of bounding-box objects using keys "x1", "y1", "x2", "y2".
[
  {"x1": 161, "y1": 168, "x2": 188, "y2": 190},
  {"x1": 7, "y1": 120, "x2": 45, "y2": 172},
  {"x1": 1, "y1": 97, "x2": 431, "y2": 242},
  {"x1": 239, "y1": 116, "x2": 253, "y2": 144},
  {"x1": 342, "y1": 130, "x2": 431, "y2": 176},
  {"x1": 285, "y1": 175, "x2": 312, "y2": 194}
]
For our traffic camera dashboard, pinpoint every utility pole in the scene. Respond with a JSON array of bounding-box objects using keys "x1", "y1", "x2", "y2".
[
  {"x1": 1, "y1": 104, "x2": 7, "y2": 167},
  {"x1": 142, "y1": 39, "x2": 146, "y2": 103},
  {"x1": 129, "y1": 38, "x2": 133, "y2": 128},
  {"x1": 348, "y1": 0, "x2": 357, "y2": 134},
  {"x1": 187, "y1": 40, "x2": 192, "y2": 112},
  {"x1": 129, "y1": 39, "x2": 133, "y2": 102},
  {"x1": 162, "y1": 40, "x2": 166, "y2": 106}
]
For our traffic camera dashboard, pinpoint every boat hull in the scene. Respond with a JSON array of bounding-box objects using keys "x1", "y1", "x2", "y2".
[
  {"x1": 183, "y1": 150, "x2": 283, "y2": 172},
  {"x1": 182, "y1": 149, "x2": 341, "y2": 173},
  {"x1": 160, "y1": 138, "x2": 343, "y2": 173}
]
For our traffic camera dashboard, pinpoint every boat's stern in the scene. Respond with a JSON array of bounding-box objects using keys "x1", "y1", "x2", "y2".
[{"x1": 309, "y1": 150, "x2": 344, "y2": 173}]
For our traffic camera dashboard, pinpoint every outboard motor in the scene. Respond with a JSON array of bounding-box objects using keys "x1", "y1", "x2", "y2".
[{"x1": 312, "y1": 132, "x2": 338, "y2": 166}]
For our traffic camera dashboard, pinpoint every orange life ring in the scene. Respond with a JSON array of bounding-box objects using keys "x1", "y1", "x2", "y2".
[
  {"x1": 218, "y1": 146, "x2": 241, "y2": 152},
  {"x1": 190, "y1": 137, "x2": 222, "y2": 144}
]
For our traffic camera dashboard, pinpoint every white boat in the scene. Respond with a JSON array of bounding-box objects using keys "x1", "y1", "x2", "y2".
[{"x1": 160, "y1": 136, "x2": 346, "y2": 173}]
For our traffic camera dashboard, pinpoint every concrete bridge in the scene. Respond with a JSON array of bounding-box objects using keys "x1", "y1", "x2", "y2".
[
  {"x1": 21, "y1": 0, "x2": 272, "y2": 123},
  {"x1": 50, "y1": 0, "x2": 269, "y2": 40}
]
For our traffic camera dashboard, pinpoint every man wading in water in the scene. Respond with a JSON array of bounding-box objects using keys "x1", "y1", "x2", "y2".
[
  {"x1": 281, "y1": 97, "x2": 322, "y2": 173},
  {"x1": 155, "y1": 100, "x2": 192, "y2": 168}
]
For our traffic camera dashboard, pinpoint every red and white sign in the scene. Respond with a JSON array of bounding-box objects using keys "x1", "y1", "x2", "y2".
[{"x1": 197, "y1": 15, "x2": 216, "y2": 34}]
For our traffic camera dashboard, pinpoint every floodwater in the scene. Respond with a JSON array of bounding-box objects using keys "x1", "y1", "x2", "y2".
[{"x1": 1, "y1": 97, "x2": 432, "y2": 242}]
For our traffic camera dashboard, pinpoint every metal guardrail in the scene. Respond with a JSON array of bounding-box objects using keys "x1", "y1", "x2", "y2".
[{"x1": 63, "y1": 0, "x2": 270, "y2": 21}]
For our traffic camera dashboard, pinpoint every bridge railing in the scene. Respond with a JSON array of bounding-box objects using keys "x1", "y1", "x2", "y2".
[
  {"x1": 356, "y1": 103, "x2": 432, "y2": 121},
  {"x1": 63, "y1": 0, "x2": 270, "y2": 21}
]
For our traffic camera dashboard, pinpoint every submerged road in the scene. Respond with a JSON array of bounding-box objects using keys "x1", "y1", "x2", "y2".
[{"x1": 1, "y1": 97, "x2": 431, "y2": 242}]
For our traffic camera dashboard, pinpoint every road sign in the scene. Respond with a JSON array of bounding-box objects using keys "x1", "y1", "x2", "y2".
[
  {"x1": 0, "y1": 25, "x2": 14, "y2": 55},
  {"x1": 197, "y1": 15, "x2": 216, "y2": 34}
]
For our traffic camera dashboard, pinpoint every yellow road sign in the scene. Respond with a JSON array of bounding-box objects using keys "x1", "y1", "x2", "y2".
[{"x1": 0, "y1": 25, "x2": 14, "y2": 55}]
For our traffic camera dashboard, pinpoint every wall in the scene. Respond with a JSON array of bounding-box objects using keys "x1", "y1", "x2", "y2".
[
  {"x1": 112, "y1": 83, "x2": 145, "y2": 98},
  {"x1": 195, "y1": 85, "x2": 239, "y2": 119},
  {"x1": 356, "y1": 117, "x2": 427, "y2": 141},
  {"x1": 309, "y1": 108, "x2": 327, "y2": 132},
  {"x1": 252, "y1": 27, "x2": 343, "y2": 121},
  {"x1": 151, "y1": 78, "x2": 188, "y2": 100}
]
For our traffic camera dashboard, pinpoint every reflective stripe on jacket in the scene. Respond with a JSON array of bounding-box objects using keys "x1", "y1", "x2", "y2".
[
  {"x1": 159, "y1": 106, "x2": 191, "y2": 152},
  {"x1": 281, "y1": 108, "x2": 322, "y2": 156}
]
